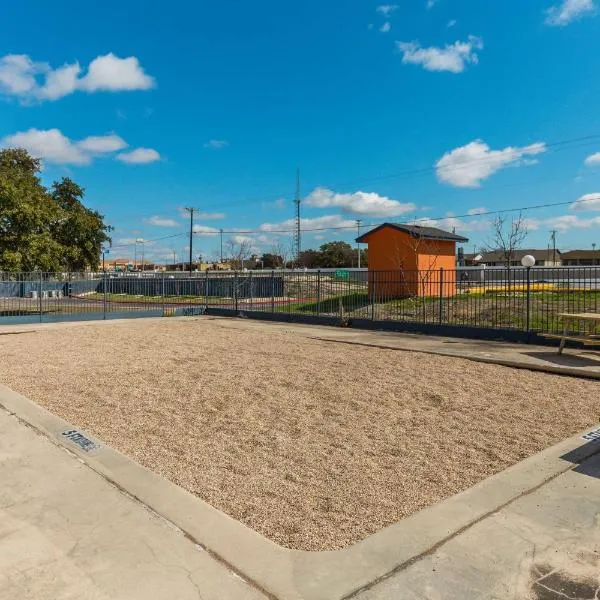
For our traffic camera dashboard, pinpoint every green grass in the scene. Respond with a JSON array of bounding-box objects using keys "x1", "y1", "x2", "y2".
[
  {"x1": 275, "y1": 292, "x2": 370, "y2": 314},
  {"x1": 81, "y1": 293, "x2": 230, "y2": 304}
]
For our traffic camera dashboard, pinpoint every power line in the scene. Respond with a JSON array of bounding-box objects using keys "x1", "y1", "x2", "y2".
[
  {"x1": 191, "y1": 196, "x2": 595, "y2": 236},
  {"x1": 102, "y1": 132, "x2": 600, "y2": 222},
  {"x1": 110, "y1": 232, "x2": 186, "y2": 250}
]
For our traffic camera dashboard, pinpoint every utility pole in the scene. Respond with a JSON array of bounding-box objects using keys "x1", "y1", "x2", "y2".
[
  {"x1": 184, "y1": 207, "x2": 195, "y2": 275},
  {"x1": 293, "y1": 169, "x2": 301, "y2": 267},
  {"x1": 356, "y1": 219, "x2": 362, "y2": 268},
  {"x1": 220, "y1": 228, "x2": 224, "y2": 263},
  {"x1": 550, "y1": 229, "x2": 557, "y2": 265}
]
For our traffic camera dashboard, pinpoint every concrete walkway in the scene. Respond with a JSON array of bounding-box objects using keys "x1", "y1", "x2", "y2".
[
  {"x1": 204, "y1": 317, "x2": 600, "y2": 380},
  {"x1": 355, "y1": 450, "x2": 600, "y2": 600},
  {"x1": 0, "y1": 408, "x2": 264, "y2": 600}
]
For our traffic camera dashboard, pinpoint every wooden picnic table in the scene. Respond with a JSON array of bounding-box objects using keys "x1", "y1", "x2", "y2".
[{"x1": 541, "y1": 313, "x2": 600, "y2": 354}]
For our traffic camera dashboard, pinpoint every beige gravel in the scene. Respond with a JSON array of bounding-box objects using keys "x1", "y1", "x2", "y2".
[{"x1": 0, "y1": 317, "x2": 598, "y2": 551}]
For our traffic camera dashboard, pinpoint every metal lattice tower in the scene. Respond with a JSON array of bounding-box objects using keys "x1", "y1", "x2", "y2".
[{"x1": 293, "y1": 169, "x2": 301, "y2": 264}]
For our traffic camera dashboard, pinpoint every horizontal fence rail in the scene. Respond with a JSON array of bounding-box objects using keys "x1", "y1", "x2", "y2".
[{"x1": 0, "y1": 268, "x2": 599, "y2": 339}]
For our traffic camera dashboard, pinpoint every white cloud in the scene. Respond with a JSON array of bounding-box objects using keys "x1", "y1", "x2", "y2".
[
  {"x1": 545, "y1": 0, "x2": 596, "y2": 25},
  {"x1": 467, "y1": 207, "x2": 488, "y2": 215},
  {"x1": 584, "y1": 152, "x2": 600, "y2": 166},
  {"x1": 76, "y1": 133, "x2": 127, "y2": 154},
  {"x1": 380, "y1": 22, "x2": 391, "y2": 32},
  {"x1": 2, "y1": 128, "x2": 160, "y2": 167},
  {"x1": 38, "y1": 63, "x2": 81, "y2": 100},
  {"x1": 193, "y1": 224, "x2": 220, "y2": 234},
  {"x1": 0, "y1": 55, "x2": 40, "y2": 95},
  {"x1": 178, "y1": 209, "x2": 226, "y2": 220},
  {"x1": 305, "y1": 187, "x2": 417, "y2": 217},
  {"x1": 396, "y1": 36, "x2": 483, "y2": 73},
  {"x1": 259, "y1": 214, "x2": 357, "y2": 233},
  {"x1": 447, "y1": 19, "x2": 457, "y2": 27},
  {"x1": 78, "y1": 53, "x2": 154, "y2": 92},
  {"x1": 426, "y1": 0, "x2": 438, "y2": 8},
  {"x1": 144, "y1": 216, "x2": 179, "y2": 227},
  {"x1": 262, "y1": 198, "x2": 287, "y2": 210},
  {"x1": 196, "y1": 212, "x2": 226, "y2": 220},
  {"x1": 1, "y1": 128, "x2": 126, "y2": 165},
  {"x1": 1, "y1": 128, "x2": 89, "y2": 165},
  {"x1": 545, "y1": 214, "x2": 600, "y2": 230},
  {"x1": 435, "y1": 139, "x2": 546, "y2": 188},
  {"x1": 231, "y1": 235, "x2": 253, "y2": 245},
  {"x1": 116, "y1": 148, "x2": 160, "y2": 164},
  {"x1": 376, "y1": 4, "x2": 399, "y2": 16},
  {"x1": 204, "y1": 139, "x2": 229, "y2": 150},
  {"x1": 571, "y1": 193, "x2": 600, "y2": 211},
  {"x1": 0, "y1": 52, "x2": 155, "y2": 103},
  {"x1": 414, "y1": 216, "x2": 489, "y2": 233}
]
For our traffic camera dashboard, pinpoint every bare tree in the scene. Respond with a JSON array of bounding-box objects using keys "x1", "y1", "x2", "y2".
[
  {"x1": 269, "y1": 238, "x2": 294, "y2": 269},
  {"x1": 392, "y1": 227, "x2": 443, "y2": 298},
  {"x1": 226, "y1": 238, "x2": 253, "y2": 270},
  {"x1": 485, "y1": 213, "x2": 528, "y2": 289}
]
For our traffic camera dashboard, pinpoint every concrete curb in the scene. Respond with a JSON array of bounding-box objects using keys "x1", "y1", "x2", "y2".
[
  {"x1": 1, "y1": 383, "x2": 599, "y2": 600},
  {"x1": 307, "y1": 336, "x2": 600, "y2": 381}
]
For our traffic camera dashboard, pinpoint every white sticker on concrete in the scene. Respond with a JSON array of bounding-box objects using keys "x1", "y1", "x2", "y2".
[
  {"x1": 582, "y1": 427, "x2": 600, "y2": 443},
  {"x1": 61, "y1": 429, "x2": 101, "y2": 453}
]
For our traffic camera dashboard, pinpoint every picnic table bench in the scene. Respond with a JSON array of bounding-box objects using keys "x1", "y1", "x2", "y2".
[{"x1": 540, "y1": 312, "x2": 600, "y2": 354}]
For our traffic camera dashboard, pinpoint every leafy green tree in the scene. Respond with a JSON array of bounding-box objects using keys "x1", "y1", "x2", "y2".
[
  {"x1": 0, "y1": 148, "x2": 110, "y2": 272},
  {"x1": 0, "y1": 149, "x2": 63, "y2": 271},
  {"x1": 259, "y1": 253, "x2": 284, "y2": 268},
  {"x1": 50, "y1": 178, "x2": 110, "y2": 271},
  {"x1": 316, "y1": 241, "x2": 355, "y2": 268}
]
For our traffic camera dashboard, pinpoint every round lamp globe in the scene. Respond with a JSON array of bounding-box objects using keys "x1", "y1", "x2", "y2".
[{"x1": 521, "y1": 255, "x2": 536, "y2": 268}]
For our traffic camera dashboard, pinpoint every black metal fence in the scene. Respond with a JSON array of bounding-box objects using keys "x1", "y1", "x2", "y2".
[{"x1": 1, "y1": 268, "x2": 599, "y2": 337}]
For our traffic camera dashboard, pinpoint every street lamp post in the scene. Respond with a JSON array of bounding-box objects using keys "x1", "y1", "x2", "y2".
[{"x1": 135, "y1": 238, "x2": 144, "y2": 272}]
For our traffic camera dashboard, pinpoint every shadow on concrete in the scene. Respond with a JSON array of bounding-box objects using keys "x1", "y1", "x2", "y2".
[
  {"x1": 523, "y1": 351, "x2": 600, "y2": 368},
  {"x1": 0, "y1": 330, "x2": 38, "y2": 336},
  {"x1": 560, "y1": 439, "x2": 600, "y2": 479}
]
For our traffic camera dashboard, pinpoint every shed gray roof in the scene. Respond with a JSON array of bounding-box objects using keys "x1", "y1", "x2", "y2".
[{"x1": 356, "y1": 223, "x2": 469, "y2": 243}]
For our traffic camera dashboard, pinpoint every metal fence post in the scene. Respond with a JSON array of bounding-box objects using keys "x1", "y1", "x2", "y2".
[
  {"x1": 438, "y1": 268, "x2": 444, "y2": 325},
  {"x1": 38, "y1": 271, "x2": 43, "y2": 322},
  {"x1": 103, "y1": 270, "x2": 107, "y2": 320},
  {"x1": 371, "y1": 270, "x2": 376, "y2": 321},
  {"x1": 271, "y1": 270, "x2": 275, "y2": 313},
  {"x1": 526, "y1": 266, "x2": 531, "y2": 334},
  {"x1": 234, "y1": 271, "x2": 238, "y2": 312},
  {"x1": 316, "y1": 270, "x2": 321, "y2": 316},
  {"x1": 162, "y1": 273, "x2": 166, "y2": 315},
  {"x1": 249, "y1": 271, "x2": 253, "y2": 311},
  {"x1": 205, "y1": 269, "x2": 209, "y2": 310}
]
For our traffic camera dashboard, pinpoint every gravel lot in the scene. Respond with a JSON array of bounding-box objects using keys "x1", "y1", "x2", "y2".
[{"x1": 0, "y1": 317, "x2": 598, "y2": 551}]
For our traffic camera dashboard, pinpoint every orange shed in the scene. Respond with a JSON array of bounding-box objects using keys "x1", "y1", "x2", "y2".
[{"x1": 356, "y1": 223, "x2": 468, "y2": 298}]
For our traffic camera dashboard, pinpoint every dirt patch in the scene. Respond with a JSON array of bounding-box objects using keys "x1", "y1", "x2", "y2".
[{"x1": 0, "y1": 317, "x2": 598, "y2": 551}]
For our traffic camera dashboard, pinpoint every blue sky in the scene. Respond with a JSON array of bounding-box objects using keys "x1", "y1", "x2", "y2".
[{"x1": 2, "y1": 0, "x2": 600, "y2": 262}]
